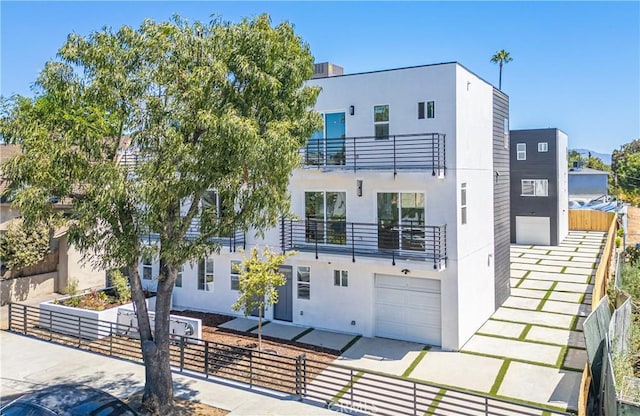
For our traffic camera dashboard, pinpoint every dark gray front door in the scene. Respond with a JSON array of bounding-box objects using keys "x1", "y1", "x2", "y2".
[{"x1": 274, "y1": 266, "x2": 293, "y2": 322}]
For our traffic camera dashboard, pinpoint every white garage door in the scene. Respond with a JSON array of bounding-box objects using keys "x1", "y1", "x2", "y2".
[
  {"x1": 515, "y1": 216, "x2": 550, "y2": 245},
  {"x1": 374, "y1": 274, "x2": 441, "y2": 346}
]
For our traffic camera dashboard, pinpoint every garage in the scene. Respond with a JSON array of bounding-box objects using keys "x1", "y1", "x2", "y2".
[
  {"x1": 515, "y1": 216, "x2": 550, "y2": 245},
  {"x1": 374, "y1": 274, "x2": 441, "y2": 346}
]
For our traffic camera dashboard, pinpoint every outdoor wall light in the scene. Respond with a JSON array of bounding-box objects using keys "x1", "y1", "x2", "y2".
[
  {"x1": 349, "y1": 105, "x2": 355, "y2": 116},
  {"x1": 357, "y1": 180, "x2": 363, "y2": 197},
  {"x1": 401, "y1": 268, "x2": 410, "y2": 275},
  {"x1": 351, "y1": 320, "x2": 356, "y2": 326}
]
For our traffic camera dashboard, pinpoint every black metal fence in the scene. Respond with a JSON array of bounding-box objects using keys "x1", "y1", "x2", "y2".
[
  {"x1": 281, "y1": 218, "x2": 447, "y2": 268},
  {"x1": 140, "y1": 217, "x2": 245, "y2": 252},
  {"x1": 9, "y1": 303, "x2": 573, "y2": 416},
  {"x1": 301, "y1": 133, "x2": 446, "y2": 176}
]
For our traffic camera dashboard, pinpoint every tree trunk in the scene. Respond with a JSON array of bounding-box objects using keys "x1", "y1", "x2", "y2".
[
  {"x1": 140, "y1": 261, "x2": 176, "y2": 414},
  {"x1": 499, "y1": 62, "x2": 503, "y2": 90}
]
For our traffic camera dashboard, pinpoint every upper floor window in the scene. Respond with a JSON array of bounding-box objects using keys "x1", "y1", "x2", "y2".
[
  {"x1": 198, "y1": 258, "x2": 215, "y2": 291},
  {"x1": 516, "y1": 143, "x2": 526, "y2": 160},
  {"x1": 334, "y1": 270, "x2": 348, "y2": 287},
  {"x1": 521, "y1": 179, "x2": 548, "y2": 197},
  {"x1": 175, "y1": 264, "x2": 183, "y2": 288},
  {"x1": 142, "y1": 254, "x2": 153, "y2": 280},
  {"x1": 538, "y1": 142, "x2": 548, "y2": 152},
  {"x1": 305, "y1": 191, "x2": 346, "y2": 245},
  {"x1": 418, "y1": 102, "x2": 425, "y2": 119},
  {"x1": 426, "y1": 101, "x2": 435, "y2": 119},
  {"x1": 374, "y1": 105, "x2": 389, "y2": 139},
  {"x1": 230, "y1": 260, "x2": 241, "y2": 291}
]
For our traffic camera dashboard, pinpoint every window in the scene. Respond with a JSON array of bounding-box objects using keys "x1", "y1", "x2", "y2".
[
  {"x1": 418, "y1": 102, "x2": 425, "y2": 119},
  {"x1": 503, "y1": 118, "x2": 509, "y2": 149},
  {"x1": 374, "y1": 105, "x2": 389, "y2": 139},
  {"x1": 305, "y1": 191, "x2": 346, "y2": 245},
  {"x1": 538, "y1": 142, "x2": 548, "y2": 152},
  {"x1": 521, "y1": 179, "x2": 549, "y2": 197},
  {"x1": 333, "y1": 270, "x2": 348, "y2": 287},
  {"x1": 516, "y1": 143, "x2": 526, "y2": 160},
  {"x1": 426, "y1": 101, "x2": 435, "y2": 119},
  {"x1": 461, "y1": 183, "x2": 467, "y2": 225},
  {"x1": 175, "y1": 264, "x2": 183, "y2": 288},
  {"x1": 142, "y1": 254, "x2": 153, "y2": 280},
  {"x1": 230, "y1": 260, "x2": 241, "y2": 291},
  {"x1": 377, "y1": 193, "x2": 425, "y2": 251},
  {"x1": 297, "y1": 266, "x2": 310, "y2": 299},
  {"x1": 201, "y1": 190, "x2": 231, "y2": 237},
  {"x1": 198, "y1": 258, "x2": 215, "y2": 291}
]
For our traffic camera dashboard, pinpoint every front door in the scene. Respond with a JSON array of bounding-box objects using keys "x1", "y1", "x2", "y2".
[{"x1": 274, "y1": 266, "x2": 293, "y2": 322}]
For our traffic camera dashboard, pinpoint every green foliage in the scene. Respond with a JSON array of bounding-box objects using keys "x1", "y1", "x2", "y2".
[
  {"x1": 616, "y1": 237, "x2": 621, "y2": 248},
  {"x1": 617, "y1": 228, "x2": 624, "y2": 238},
  {"x1": 490, "y1": 49, "x2": 513, "y2": 90},
  {"x1": 0, "y1": 219, "x2": 50, "y2": 271},
  {"x1": 612, "y1": 139, "x2": 640, "y2": 204},
  {"x1": 63, "y1": 277, "x2": 79, "y2": 296},
  {"x1": 0, "y1": 13, "x2": 319, "y2": 411},
  {"x1": 624, "y1": 246, "x2": 640, "y2": 265},
  {"x1": 232, "y1": 246, "x2": 295, "y2": 349},
  {"x1": 110, "y1": 269, "x2": 131, "y2": 304}
]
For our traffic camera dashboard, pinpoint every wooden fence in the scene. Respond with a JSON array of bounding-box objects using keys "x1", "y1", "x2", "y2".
[
  {"x1": 569, "y1": 209, "x2": 616, "y2": 232},
  {"x1": 577, "y1": 211, "x2": 618, "y2": 416}
]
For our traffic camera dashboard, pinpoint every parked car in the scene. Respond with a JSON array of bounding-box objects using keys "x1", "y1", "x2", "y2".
[{"x1": 0, "y1": 384, "x2": 137, "y2": 415}]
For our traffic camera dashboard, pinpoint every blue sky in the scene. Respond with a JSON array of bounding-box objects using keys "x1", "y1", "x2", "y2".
[{"x1": 1, "y1": 1, "x2": 638, "y2": 155}]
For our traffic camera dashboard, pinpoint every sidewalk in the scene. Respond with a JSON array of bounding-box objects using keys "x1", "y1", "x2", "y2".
[{"x1": 0, "y1": 331, "x2": 334, "y2": 415}]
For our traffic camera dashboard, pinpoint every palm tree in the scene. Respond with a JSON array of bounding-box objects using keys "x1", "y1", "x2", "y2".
[{"x1": 490, "y1": 49, "x2": 513, "y2": 90}]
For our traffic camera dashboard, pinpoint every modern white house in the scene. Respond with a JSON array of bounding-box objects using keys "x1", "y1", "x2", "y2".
[{"x1": 140, "y1": 62, "x2": 511, "y2": 351}]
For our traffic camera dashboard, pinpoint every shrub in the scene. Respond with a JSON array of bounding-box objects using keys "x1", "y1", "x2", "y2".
[
  {"x1": 624, "y1": 246, "x2": 640, "y2": 264},
  {"x1": 63, "y1": 278, "x2": 79, "y2": 296},
  {"x1": 0, "y1": 219, "x2": 50, "y2": 271},
  {"x1": 110, "y1": 270, "x2": 131, "y2": 304},
  {"x1": 616, "y1": 237, "x2": 621, "y2": 248}
]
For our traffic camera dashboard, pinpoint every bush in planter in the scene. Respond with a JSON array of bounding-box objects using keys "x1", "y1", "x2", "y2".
[{"x1": 110, "y1": 270, "x2": 131, "y2": 304}]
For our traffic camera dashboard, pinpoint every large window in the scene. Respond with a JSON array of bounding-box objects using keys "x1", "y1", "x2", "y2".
[
  {"x1": 521, "y1": 179, "x2": 549, "y2": 197},
  {"x1": 198, "y1": 258, "x2": 215, "y2": 291},
  {"x1": 516, "y1": 143, "x2": 526, "y2": 160},
  {"x1": 305, "y1": 191, "x2": 346, "y2": 245},
  {"x1": 230, "y1": 260, "x2": 241, "y2": 291},
  {"x1": 461, "y1": 183, "x2": 467, "y2": 225},
  {"x1": 334, "y1": 270, "x2": 348, "y2": 287},
  {"x1": 142, "y1": 254, "x2": 153, "y2": 280},
  {"x1": 377, "y1": 192, "x2": 425, "y2": 251},
  {"x1": 297, "y1": 266, "x2": 310, "y2": 299},
  {"x1": 374, "y1": 105, "x2": 389, "y2": 139}
]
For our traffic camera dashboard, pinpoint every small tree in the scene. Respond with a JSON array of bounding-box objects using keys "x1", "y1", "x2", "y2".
[
  {"x1": 0, "y1": 219, "x2": 50, "y2": 274},
  {"x1": 232, "y1": 247, "x2": 295, "y2": 351}
]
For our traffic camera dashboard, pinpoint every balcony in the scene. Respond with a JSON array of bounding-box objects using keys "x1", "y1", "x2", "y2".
[
  {"x1": 140, "y1": 217, "x2": 245, "y2": 252},
  {"x1": 300, "y1": 133, "x2": 446, "y2": 176},
  {"x1": 280, "y1": 218, "x2": 447, "y2": 269}
]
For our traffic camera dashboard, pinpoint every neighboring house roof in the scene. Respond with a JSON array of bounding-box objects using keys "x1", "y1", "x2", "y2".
[{"x1": 568, "y1": 167, "x2": 610, "y2": 175}]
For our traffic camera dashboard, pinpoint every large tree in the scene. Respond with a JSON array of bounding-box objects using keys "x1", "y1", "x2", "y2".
[
  {"x1": 490, "y1": 49, "x2": 513, "y2": 90},
  {"x1": 0, "y1": 14, "x2": 320, "y2": 413},
  {"x1": 612, "y1": 139, "x2": 640, "y2": 204}
]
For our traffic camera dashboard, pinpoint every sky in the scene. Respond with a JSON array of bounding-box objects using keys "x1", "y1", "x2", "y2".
[{"x1": 1, "y1": 1, "x2": 638, "y2": 155}]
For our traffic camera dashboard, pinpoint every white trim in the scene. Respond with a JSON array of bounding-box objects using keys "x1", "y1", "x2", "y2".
[{"x1": 516, "y1": 143, "x2": 526, "y2": 160}]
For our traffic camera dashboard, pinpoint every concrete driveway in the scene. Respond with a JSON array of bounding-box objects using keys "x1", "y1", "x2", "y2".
[{"x1": 328, "y1": 230, "x2": 604, "y2": 413}]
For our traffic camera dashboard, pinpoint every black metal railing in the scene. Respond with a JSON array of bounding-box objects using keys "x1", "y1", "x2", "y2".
[
  {"x1": 140, "y1": 217, "x2": 245, "y2": 252},
  {"x1": 280, "y1": 218, "x2": 447, "y2": 269},
  {"x1": 301, "y1": 133, "x2": 446, "y2": 176},
  {"x1": 8, "y1": 303, "x2": 572, "y2": 416}
]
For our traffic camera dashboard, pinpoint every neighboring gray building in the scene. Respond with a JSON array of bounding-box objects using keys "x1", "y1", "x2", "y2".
[
  {"x1": 568, "y1": 166, "x2": 609, "y2": 200},
  {"x1": 510, "y1": 128, "x2": 568, "y2": 246}
]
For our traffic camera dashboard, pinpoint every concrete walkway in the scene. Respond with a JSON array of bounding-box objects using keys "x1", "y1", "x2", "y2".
[{"x1": 0, "y1": 331, "x2": 334, "y2": 415}]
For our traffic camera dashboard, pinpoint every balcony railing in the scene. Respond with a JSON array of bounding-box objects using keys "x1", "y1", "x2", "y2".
[
  {"x1": 300, "y1": 133, "x2": 446, "y2": 176},
  {"x1": 280, "y1": 218, "x2": 447, "y2": 269},
  {"x1": 140, "y1": 217, "x2": 245, "y2": 252}
]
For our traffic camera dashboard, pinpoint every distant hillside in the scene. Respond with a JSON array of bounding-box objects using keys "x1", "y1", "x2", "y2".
[{"x1": 571, "y1": 148, "x2": 611, "y2": 165}]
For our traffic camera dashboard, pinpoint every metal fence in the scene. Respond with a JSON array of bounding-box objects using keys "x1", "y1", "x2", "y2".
[{"x1": 9, "y1": 303, "x2": 573, "y2": 416}]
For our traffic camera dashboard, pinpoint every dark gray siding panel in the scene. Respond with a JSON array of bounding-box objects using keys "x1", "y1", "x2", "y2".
[
  {"x1": 493, "y1": 89, "x2": 510, "y2": 308},
  {"x1": 509, "y1": 129, "x2": 560, "y2": 245}
]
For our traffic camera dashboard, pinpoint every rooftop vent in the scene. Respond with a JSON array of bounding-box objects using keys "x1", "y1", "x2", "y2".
[{"x1": 312, "y1": 62, "x2": 344, "y2": 79}]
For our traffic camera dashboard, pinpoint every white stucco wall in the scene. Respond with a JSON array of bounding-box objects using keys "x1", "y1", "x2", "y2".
[{"x1": 556, "y1": 130, "x2": 569, "y2": 243}]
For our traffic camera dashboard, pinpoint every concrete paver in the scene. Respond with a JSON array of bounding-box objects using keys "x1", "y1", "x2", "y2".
[
  {"x1": 492, "y1": 307, "x2": 574, "y2": 329},
  {"x1": 525, "y1": 326, "x2": 586, "y2": 348},
  {"x1": 542, "y1": 300, "x2": 590, "y2": 316},
  {"x1": 498, "y1": 362, "x2": 582, "y2": 410},
  {"x1": 477, "y1": 320, "x2": 525, "y2": 338},
  {"x1": 297, "y1": 329, "x2": 357, "y2": 352},
  {"x1": 336, "y1": 337, "x2": 424, "y2": 376},
  {"x1": 510, "y1": 269, "x2": 528, "y2": 278},
  {"x1": 563, "y1": 348, "x2": 588, "y2": 371},
  {"x1": 521, "y1": 254, "x2": 571, "y2": 261},
  {"x1": 565, "y1": 267, "x2": 595, "y2": 277},
  {"x1": 519, "y1": 280, "x2": 554, "y2": 290},
  {"x1": 510, "y1": 257, "x2": 540, "y2": 264},
  {"x1": 554, "y1": 282, "x2": 592, "y2": 293},
  {"x1": 539, "y1": 259, "x2": 595, "y2": 268},
  {"x1": 502, "y1": 296, "x2": 540, "y2": 310},
  {"x1": 410, "y1": 351, "x2": 504, "y2": 393},
  {"x1": 462, "y1": 335, "x2": 561, "y2": 366},
  {"x1": 218, "y1": 317, "x2": 260, "y2": 332},
  {"x1": 250, "y1": 322, "x2": 308, "y2": 341},
  {"x1": 511, "y1": 263, "x2": 564, "y2": 273},
  {"x1": 527, "y1": 271, "x2": 589, "y2": 284},
  {"x1": 510, "y1": 288, "x2": 547, "y2": 299},
  {"x1": 547, "y1": 292, "x2": 583, "y2": 303}
]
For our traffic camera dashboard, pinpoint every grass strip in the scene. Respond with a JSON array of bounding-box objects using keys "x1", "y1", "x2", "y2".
[
  {"x1": 518, "y1": 324, "x2": 532, "y2": 341},
  {"x1": 291, "y1": 327, "x2": 314, "y2": 342},
  {"x1": 423, "y1": 388, "x2": 447, "y2": 415},
  {"x1": 331, "y1": 371, "x2": 364, "y2": 402},
  {"x1": 555, "y1": 346, "x2": 569, "y2": 368},
  {"x1": 560, "y1": 266, "x2": 567, "y2": 273},
  {"x1": 246, "y1": 320, "x2": 270, "y2": 333},
  {"x1": 536, "y1": 281, "x2": 558, "y2": 311},
  {"x1": 340, "y1": 335, "x2": 362, "y2": 353},
  {"x1": 489, "y1": 359, "x2": 511, "y2": 395},
  {"x1": 401, "y1": 346, "x2": 430, "y2": 378}
]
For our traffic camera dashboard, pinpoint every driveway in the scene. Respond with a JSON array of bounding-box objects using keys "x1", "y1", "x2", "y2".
[{"x1": 327, "y1": 230, "x2": 604, "y2": 413}]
